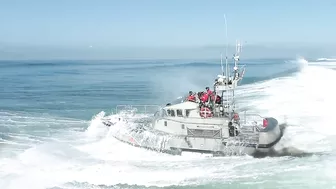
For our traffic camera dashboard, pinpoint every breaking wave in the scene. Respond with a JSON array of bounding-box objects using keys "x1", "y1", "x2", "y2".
[{"x1": 1, "y1": 57, "x2": 336, "y2": 189}]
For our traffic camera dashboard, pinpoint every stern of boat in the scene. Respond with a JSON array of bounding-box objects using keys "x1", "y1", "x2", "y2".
[
  {"x1": 239, "y1": 112, "x2": 285, "y2": 155},
  {"x1": 256, "y1": 117, "x2": 282, "y2": 152},
  {"x1": 242, "y1": 113, "x2": 284, "y2": 152}
]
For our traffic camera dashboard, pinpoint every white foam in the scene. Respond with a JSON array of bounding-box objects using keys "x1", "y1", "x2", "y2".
[
  {"x1": 236, "y1": 57, "x2": 336, "y2": 153},
  {"x1": 84, "y1": 111, "x2": 109, "y2": 139},
  {"x1": 1, "y1": 57, "x2": 336, "y2": 188}
]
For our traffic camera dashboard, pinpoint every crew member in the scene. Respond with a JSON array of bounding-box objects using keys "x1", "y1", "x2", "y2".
[
  {"x1": 200, "y1": 92, "x2": 209, "y2": 103},
  {"x1": 186, "y1": 91, "x2": 196, "y2": 102},
  {"x1": 206, "y1": 87, "x2": 216, "y2": 104},
  {"x1": 214, "y1": 78, "x2": 219, "y2": 86},
  {"x1": 205, "y1": 87, "x2": 213, "y2": 96},
  {"x1": 233, "y1": 66, "x2": 239, "y2": 80},
  {"x1": 215, "y1": 95, "x2": 221, "y2": 104}
]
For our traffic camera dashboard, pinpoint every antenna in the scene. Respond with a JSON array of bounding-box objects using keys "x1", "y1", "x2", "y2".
[
  {"x1": 220, "y1": 53, "x2": 224, "y2": 74},
  {"x1": 224, "y1": 14, "x2": 229, "y2": 112},
  {"x1": 224, "y1": 14, "x2": 228, "y2": 77},
  {"x1": 234, "y1": 40, "x2": 242, "y2": 68}
]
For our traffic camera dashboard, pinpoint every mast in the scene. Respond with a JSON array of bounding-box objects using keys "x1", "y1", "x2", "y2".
[
  {"x1": 220, "y1": 53, "x2": 224, "y2": 75},
  {"x1": 231, "y1": 40, "x2": 243, "y2": 111},
  {"x1": 224, "y1": 14, "x2": 228, "y2": 74},
  {"x1": 214, "y1": 14, "x2": 245, "y2": 117},
  {"x1": 224, "y1": 14, "x2": 229, "y2": 110}
]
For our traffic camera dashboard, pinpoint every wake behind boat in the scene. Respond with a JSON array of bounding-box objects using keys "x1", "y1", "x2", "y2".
[{"x1": 98, "y1": 41, "x2": 286, "y2": 157}]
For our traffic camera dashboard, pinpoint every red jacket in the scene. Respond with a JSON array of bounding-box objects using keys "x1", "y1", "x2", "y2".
[
  {"x1": 201, "y1": 93, "x2": 209, "y2": 103},
  {"x1": 187, "y1": 95, "x2": 196, "y2": 102}
]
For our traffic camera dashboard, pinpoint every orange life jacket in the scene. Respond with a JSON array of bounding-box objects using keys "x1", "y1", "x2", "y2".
[
  {"x1": 201, "y1": 93, "x2": 209, "y2": 103},
  {"x1": 187, "y1": 95, "x2": 196, "y2": 102}
]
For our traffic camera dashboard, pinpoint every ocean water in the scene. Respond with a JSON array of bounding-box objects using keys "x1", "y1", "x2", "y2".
[{"x1": 1, "y1": 57, "x2": 336, "y2": 189}]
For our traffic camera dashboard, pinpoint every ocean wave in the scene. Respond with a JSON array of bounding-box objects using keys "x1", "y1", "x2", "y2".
[{"x1": 2, "y1": 57, "x2": 335, "y2": 189}]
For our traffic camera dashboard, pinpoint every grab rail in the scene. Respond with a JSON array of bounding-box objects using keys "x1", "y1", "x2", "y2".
[
  {"x1": 114, "y1": 105, "x2": 266, "y2": 127},
  {"x1": 115, "y1": 105, "x2": 162, "y2": 114}
]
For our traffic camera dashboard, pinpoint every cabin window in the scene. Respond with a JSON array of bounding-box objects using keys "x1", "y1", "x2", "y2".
[
  {"x1": 186, "y1": 110, "x2": 191, "y2": 117},
  {"x1": 167, "y1": 109, "x2": 175, "y2": 117},
  {"x1": 156, "y1": 109, "x2": 167, "y2": 118},
  {"x1": 161, "y1": 109, "x2": 167, "y2": 117},
  {"x1": 170, "y1": 110, "x2": 175, "y2": 117},
  {"x1": 181, "y1": 124, "x2": 185, "y2": 129},
  {"x1": 164, "y1": 121, "x2": 167, "y2": 126},
  {"x1": 176, "y1": 109, "x2": 183, "y2": 117}
]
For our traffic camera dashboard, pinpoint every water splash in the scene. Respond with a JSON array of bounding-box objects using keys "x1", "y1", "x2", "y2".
[
  {"x1": 2, "y1": 58, "x2": 336, "y2": 189},
  {"x1": 238, "y1": 60, "x2": 336, "y2": 154}
]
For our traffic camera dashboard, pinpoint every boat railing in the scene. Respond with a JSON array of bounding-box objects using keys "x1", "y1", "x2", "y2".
[
  {"x1": 115, "y1": 105, "x2": 162, "y2": 114},
  {"x1": 156, "y1": 117, "x2": 223, "y2": 125},
  {"x1": 241, "y1": 111, "x2": 264, "y2": 123},
  {"x1": 155, "y1": 110, "x2": 264, "y2": 125},
  {"x1": 114, "y1": 105, "x2": 265, "y2": 127}
]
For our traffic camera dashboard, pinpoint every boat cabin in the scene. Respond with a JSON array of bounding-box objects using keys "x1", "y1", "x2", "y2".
[
  {"x1": 162, "y1": 101, "x2": 200, "y2": 118},
  {"x1": 153, "y1": 100, "x2": 228, "y2": 136}
]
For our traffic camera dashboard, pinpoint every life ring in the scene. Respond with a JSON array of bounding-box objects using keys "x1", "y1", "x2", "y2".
[{"x1": 200, "y1": 107, "x2": 213, "y2": 118}]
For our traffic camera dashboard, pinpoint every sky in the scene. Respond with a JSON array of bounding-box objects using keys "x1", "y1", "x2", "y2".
[{"x1": 0, "y1": 0, "x2": 335, "y2": 60}]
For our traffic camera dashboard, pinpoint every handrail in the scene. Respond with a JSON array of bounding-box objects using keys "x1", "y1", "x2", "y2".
[
  {"x1": 114, "y1": 105, "x2": 265, "y2": 126},
  {"x1": 115, "y1": 104, "x2": 162, "y2": 114},
  {"x1": 153, "y1": 111, "x2": 264, "y2": 127},
  {"x1": 115, "y1": 104, "x2": 263, "y2": 118},
  {"x1": 155, "y1": 117, "x2": 221, "y2": 125}
]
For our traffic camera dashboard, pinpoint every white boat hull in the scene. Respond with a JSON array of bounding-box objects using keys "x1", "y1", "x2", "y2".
[{"x1": 101, "y1": 116, "x2": 286, "y2": 157}]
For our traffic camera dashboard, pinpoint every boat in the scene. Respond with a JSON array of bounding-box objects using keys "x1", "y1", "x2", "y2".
[{"x1": 99, "y1": 40, "x2": 286, "y2": 157}]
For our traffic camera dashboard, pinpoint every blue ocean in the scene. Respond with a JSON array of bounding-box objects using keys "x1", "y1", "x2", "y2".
[{"x1": 1, "y1": 57, "x2": 336, "y2": 189}]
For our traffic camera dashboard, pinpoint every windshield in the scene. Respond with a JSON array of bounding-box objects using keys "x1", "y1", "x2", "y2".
[{"x1": 167, "y1": 95, "x2": 186, "y2": 105}]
